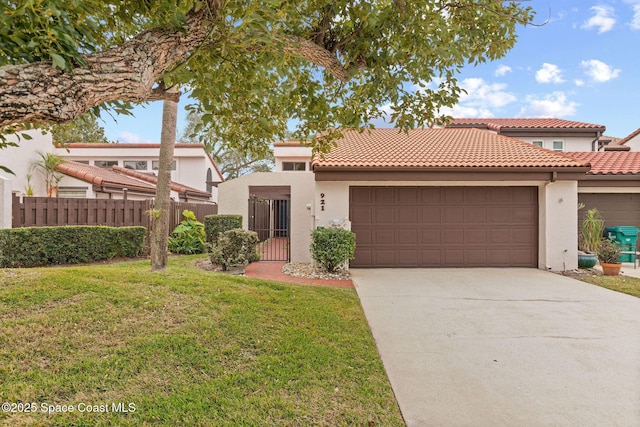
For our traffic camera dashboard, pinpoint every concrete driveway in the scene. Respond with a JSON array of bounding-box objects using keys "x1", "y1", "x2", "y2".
[{"x1": 352, "y1": 268, "x2": 640, "y2": 427}]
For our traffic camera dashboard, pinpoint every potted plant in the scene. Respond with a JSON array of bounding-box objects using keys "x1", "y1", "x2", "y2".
[
  {"x1": 578, "y1": 208, "x2": 604, "y2": 269},
  {"x1": 597, "y1": 238, "x2": 623, "y2": 276}
]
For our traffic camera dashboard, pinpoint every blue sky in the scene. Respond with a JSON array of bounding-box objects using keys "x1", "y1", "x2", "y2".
[{"x1": 101, "y1": 0, "x2": 640, "y2": 143}]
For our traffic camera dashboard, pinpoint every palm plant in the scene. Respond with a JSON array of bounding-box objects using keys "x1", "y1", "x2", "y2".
[
  {"x1": 31, "y1": 151, "x2": 65, "y2": 197},
  {"x1": 581, "y1": 208, "x2": 605, "y2": 254}
]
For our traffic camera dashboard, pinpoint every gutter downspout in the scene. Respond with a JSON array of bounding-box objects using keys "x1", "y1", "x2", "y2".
[{"x1": 592, "y1": 130, "x2": 603, "y2": 151}]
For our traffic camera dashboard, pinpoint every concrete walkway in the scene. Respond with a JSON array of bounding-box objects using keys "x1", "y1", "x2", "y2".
[{"x1": 352, "y1": 268, "x2": 640, "y2": 427}]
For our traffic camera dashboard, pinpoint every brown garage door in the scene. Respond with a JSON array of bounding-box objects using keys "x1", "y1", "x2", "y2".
[
  {"x1": 578, "y1": 193, "x2": 640, "y2": 230},
  {"x1": 349, "y1": 186, "x2": 538, "y2": 268}
]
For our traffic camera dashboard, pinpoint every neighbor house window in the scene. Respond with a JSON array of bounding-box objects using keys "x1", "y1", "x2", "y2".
[
  {"x1": 94, "y1": 160, "x2": 118, "y2": 167},
  {"x1": 58, "y1": 187, "x2": 87, "y2": 198},
  {"x1": 282, "y1": 162, "x2": 306, "y2": 171},
  {"x1": 123, "y1": 160, "x2": 148, "y2": 170},
  {"x1": 152, "y1": 160, "x2": 176, "y2": 170},
  {"x1": 532, "y1": 141, "x2": 543, "y2": 148},
  {"x1": 552, "y1": 140, "x2": 564, "y2": 152}
]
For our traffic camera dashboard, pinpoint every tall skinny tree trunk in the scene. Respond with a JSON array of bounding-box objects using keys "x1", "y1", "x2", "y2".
[{"x1": 150, "y1": 89, "x2": 180, "y2": 270}]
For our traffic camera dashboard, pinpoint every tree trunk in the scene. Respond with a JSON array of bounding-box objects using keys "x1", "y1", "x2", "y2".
[{"x1": 150, "y1": 89, "x2": 180, "y2": 271}]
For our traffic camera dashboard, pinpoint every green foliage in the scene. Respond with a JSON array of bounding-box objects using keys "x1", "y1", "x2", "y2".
[
  {"x1": 51, "y1": 112, "x2": 110, "y2": 144},
  {"x1": 30, "y1": 151, "x2": 65, "y2": 197},
  {"x1": 168, "y1": 210, "x2": 206, "y2": 254},
  {"x1": 597, "y1": 239, "x2": 622, "y2": 264},
  {"x1": 311, "y1": 227, "x2": 356, "y2": 272},
  {"x1": 209, "y1": 228, "x2": 259, "y2": 271},
  {"x1": 1, "y1": 1, "x2": 534, "y2": 156},
  {"x1": 0, "y1": 226, "x2": 145, "y2": 268},
  {"x1": 581, "y1": 208, "x2": 605, "y2": 253},
  {"x1": 179, "y1": 111, "x2": 274, "y2": 179},
  {"x1": 204, "y1": 214, "x2": 243, "y2": 245}
]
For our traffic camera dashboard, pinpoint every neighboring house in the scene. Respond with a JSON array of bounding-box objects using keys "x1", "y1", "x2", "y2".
[
  {"x1": 565, "y1": 151, "x2": 640, "y2": 230},
  {"x1": 446, "y1": 118, "x2": 607, "y2": 151},
  {"x1": 0, "y1": 130, "x2": 223, "y2": 202},
  {"x1": 220, "y1": 128, "x2": 594, "y2": 271},
  {"x1": 610, "y1": 128, "x2": 640, "y2": 152}
]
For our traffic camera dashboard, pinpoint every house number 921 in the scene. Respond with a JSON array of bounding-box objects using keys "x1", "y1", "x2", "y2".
[{"x1": 320, "y1": 193, "x2": 325, "y2": 211}]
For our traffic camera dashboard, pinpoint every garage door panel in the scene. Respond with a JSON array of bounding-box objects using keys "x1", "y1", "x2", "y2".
[
  {"x1": 465, "y1": 229, "x2": 487, "y2": 244},
  {"x1": 444, "y1": 206, "x2": 464, "y2": 223},
  {"x1": 398, "y1": 208, "x2": 418, "y2": 223},
  {"x1": 373, "y1": 207, "x2": 394, "y2": 223},
  {"x1": 465, "y1": 206, "x2": 487, "y2": 223},
  {"x1": 351, "y1": 187, "x2": 373, "y2": 205},
  {"x1": 421, "y1": 207, "x2": 442, "y2": 222},
  {"x1": 375, "y1": 229, "x2": 395, "y2": 244},
  {"x1": 421, "y1": 229, "x2": 441, "y2": 244},
  {"x1": 350, "y1": 186, "x2": 538, "y2": 268}
]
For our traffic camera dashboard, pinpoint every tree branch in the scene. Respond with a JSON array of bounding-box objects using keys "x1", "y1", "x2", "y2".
[{"x1": 0, "y1": 3, "x2": 219, "y2": 127}]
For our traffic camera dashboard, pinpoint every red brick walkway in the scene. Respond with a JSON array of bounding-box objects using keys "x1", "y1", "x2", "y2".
[{"x1": 245, "y1": 261, "x2": 354, "y2": 288}]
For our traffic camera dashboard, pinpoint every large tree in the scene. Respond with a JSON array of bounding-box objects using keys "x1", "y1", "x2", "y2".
[
  {"x1": 0, "y1": 0, "x2": 534, "y2": 268},
  {"x1": 50, "y1": 113, "x2": 110, "y2": 144}
]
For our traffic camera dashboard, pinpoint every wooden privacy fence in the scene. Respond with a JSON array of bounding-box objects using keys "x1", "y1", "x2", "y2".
[{"x1": 12, "y1": 196, "x2": 218, "y2": 233}]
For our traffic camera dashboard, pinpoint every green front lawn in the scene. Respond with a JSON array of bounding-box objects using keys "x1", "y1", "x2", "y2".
[
  {"x1": 0, "y1": 256, "x2": 403, "y2": 426},
  {"x1": 579, "y1": 275, "x2": 640, "y2": 298}
]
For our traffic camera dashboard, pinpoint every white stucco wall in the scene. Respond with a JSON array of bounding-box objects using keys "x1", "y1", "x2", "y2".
[
  {"x1": 218, "y1": 172, "x2": 315, "y2": 263},
  {"x1": 516, "y1": 136, "x2": 596, "y2": 152},
  {"x1": 0, "y1": 130, "x2": 55, "y2": 196},
  {"x1": 624, "y1": 133, "x2": 640, "y2": 151},
  {"x1": 315, "y1": 180, "x2": 579, "y2": 271},
  {"x1": 539, "y1": 180, "x2": 578, "y2": 271},
  {"x1": 0, "y1": 176, "x2": 12, "y2": 229}
]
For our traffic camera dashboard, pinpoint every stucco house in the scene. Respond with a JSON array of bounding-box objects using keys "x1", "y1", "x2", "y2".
[
  {"x1": 219, "y1": 127, "x2": 610, "y2": 271},
  {"x1": 446, "y1": 118, "x2": 608, "y2": 151},
  {"x1": 1, "y1": 130, "x2": 223, "y2": 202}
]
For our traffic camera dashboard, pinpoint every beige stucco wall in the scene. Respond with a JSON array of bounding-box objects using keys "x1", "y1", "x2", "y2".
[
  {"x1": 0, "y1": 130, "x2": 54, "y2": 196},
  {"x1": 315, "y1": 180, "x2": 579, "y2": 271},
  {"x1": 0, "y1": 175, "x2": 11, "y2": 229},
  {"x1": 218, "y1": 172, "x2": 315, "y2": 263}
]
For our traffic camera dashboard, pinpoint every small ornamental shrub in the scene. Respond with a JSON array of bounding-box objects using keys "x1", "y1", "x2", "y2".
[
  {"x1": 310, "y1": 227, "x2": 356, "y2": 272},
  {"x1": 0, "y1": 226, "x2": 145, "y2": 268},
  {"x1": 168, "y1": 210, "x2": 206, "y2": 254},
  {"x1": 209, "y1": 228, "x2": 259, "y2": 271},
  {"x1": 204, "y1": 214, "x2": 242, "y2": 245},
  {"x1": 597, "y1": 239, "x2": 622, "y2": 264}
]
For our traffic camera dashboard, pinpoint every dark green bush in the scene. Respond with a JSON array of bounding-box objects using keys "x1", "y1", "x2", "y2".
[
  {"x1": 0, "y1": 226, "x2": 145, "y2": 268},
  {"x1": 209, "y1": 228, "x2": 259, "y2": 271},
  {"x1": 310, "y1": 227, "x2": 356, "y2": 272},
  {"x1": 168, "y1": 210, "x2": 206, "y2": 254},
  {"x1": 204, "y1": 214, "x2": 242, "y2": 245}
]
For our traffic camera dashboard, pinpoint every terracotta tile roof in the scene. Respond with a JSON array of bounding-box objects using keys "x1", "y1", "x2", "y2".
[
  {"x1": 112, "y1": 166, "x2": 211, "y2": 197},
  {"x1": 313, "y1": 128, "x2": 590, "y2": 169},
  {"x1": 564, "y1": 152, "x2": 640, "y2": 175},
  {"x1": 56, "y1": 162, "x2": 156, "y2": 193},
  {"x1": 56, "y1": 162, "x2": 211, "y2": 198},
  {"x1": 447, "y1": 118, "x2": 605, "y2": 131}
]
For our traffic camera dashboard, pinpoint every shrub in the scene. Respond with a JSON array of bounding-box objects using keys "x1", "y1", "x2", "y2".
[
  {"x1": 168, "y1": 210, "x2": 206, "y2": 254},
  {"x1": 204, "y1": 214, "x2": 242, "y2": 245},
  {"x1": 310, "y1": 227, "x2": 356, "y2": 272},
  {"x1": 209, "y1": 229, "x2": 259, "y2": 271},
  {"x1": 0, "y1": 226, "x2": 145, "y2": 268},
  {"x1": 597, "y1": 239, "x2": 622, "y2": 264}
]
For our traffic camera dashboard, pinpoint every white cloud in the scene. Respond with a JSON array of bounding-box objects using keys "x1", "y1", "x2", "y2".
[
  {"x1": 494, "y1": 65, "x2": 512, "y2": 77},
  {"x1": 631, "y1": 4, "x2": 640, "y2": 29},
  {"x1": 440, "y1": 78, "x2": 516, "y2": 118},
  {"x1": 580, "y1": 59, "x2": 621, "y2": 82},
  {"x1": 574, "y1": 79, "x2": 585, "y2": 87},
  {"x1": 518, "y1": 92, "x2": 578, "y2": 117},
  {"x1": 117, "y1": 131, "x2": 155, "y2": 144},
  {"x1": 535, "y1": 63, "x2": 564, "y2": 84},
  {"x1": 582, "y1": 5, "x2": 616, "y2": 33}
]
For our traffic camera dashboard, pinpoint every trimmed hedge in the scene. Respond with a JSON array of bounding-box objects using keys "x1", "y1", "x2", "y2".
[
  {"x1": 209, "y1": 228, "x2": 259, "y2": 271},
  {"x1": 204, "y1": 214, "x2": 242, "y2": 245},
  {"x1": 0, "y1": 226, "x2": 146, "y2": 268},
  {"x1": 311, "y1": 227, "x2": 356, "y2": 272}
]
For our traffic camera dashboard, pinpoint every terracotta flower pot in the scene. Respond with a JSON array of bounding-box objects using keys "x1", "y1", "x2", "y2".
[{"x1": 601, "y1": 262, "x2": 622, "y2": 276}]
